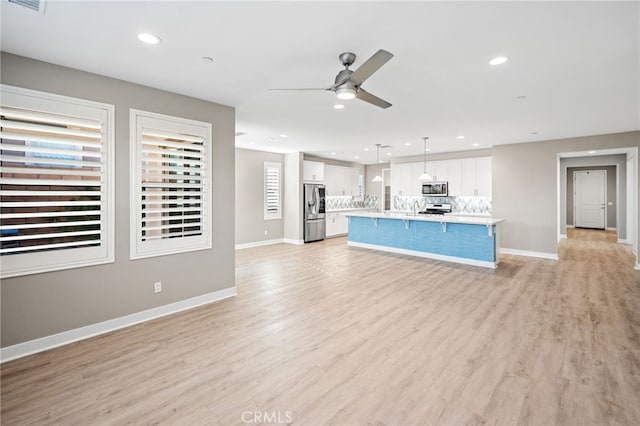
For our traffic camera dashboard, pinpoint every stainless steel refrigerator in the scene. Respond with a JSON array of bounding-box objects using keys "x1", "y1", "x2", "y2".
[{"x1": 304, "y1": 183, "x2": 326, "y2": 242}]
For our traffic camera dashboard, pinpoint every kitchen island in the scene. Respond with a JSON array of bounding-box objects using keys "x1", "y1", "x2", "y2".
[{"x1": 345, "y1": 212, "x2": 504, "y2": 268}]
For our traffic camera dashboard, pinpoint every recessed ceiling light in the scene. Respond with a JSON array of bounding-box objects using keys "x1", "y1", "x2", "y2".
[
  {"x1": 137, "y1": 33, "x2": 161, "y2": 45},
  {"x1": 355, "y1": 156, "x2": 359, "y2": 159},
  {"x1": 266, "y1": 138, "x2": 274, "y2": 142},
  {"x1": 472, "y1": 143, "x2": 480, "y2": 147},
  {"x1": 331, "y1": 152, "x2": 337, "y2": 156},
  {"x1": 386, "y1": 152, "x2": 392, "y2": 156},
  {"x1": 334, "y1": 104, "x2": 345, "y2": 110},
  {"x1": 404, "y1": 142, "x2": 412, "y2": 146},
  {"x1": 279, "y1": 134, "x2": 288, "y2": 138},
  {"x1": 250, "y1": 142, "x2": 256, "y2": 145},
  {"x1": 202, "y1": 56, "x2": 214, "y2": 63},
  {"x1": 456, "y1": 135, "x2": 465, "y2": 140},
  {"x1": 489, "y1": 56, "x2": 508, "y2": 66},
  {"x1": 363, "y1": 147, "x2": 369, "y2": 151},
  {"x1": 588, "y1": 150, "x2": 597, "y2": 154},
  {"x1": 425, "y1": 148, "x2": 431, "y2": 152}
]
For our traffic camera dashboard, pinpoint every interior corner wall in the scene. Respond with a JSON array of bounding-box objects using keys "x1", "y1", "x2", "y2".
[
  {"x1": 0, "y1": 53, "x2": 236, "y2": 347},
  {"x1": 492, "y1": 131, "x2": 640, "y2": 255},
  {"x1": 235, "y1": 148, "x2": 285, "y2": 245}
]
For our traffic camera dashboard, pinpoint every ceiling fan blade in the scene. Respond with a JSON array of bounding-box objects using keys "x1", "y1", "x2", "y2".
[
  {"x1": 356, "y1": 88, "x2": 392, "y2": 109},
  {"x1": 268, "y1": 87, "x2": 327, "y2": 91},
  {"x1": 349, "y1": 49, "x2": 394, "y2": 86}
]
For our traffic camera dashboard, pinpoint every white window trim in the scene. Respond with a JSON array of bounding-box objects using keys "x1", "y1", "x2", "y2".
[
  {"x1": 0, "y1": 84, "x2": 115, "y2": 278},
  {"x1": 129, "y1": 109, "x2": 212, "y2": 260},
  {"x1": 264, "y1": 161, "x2": 282, "y2": 220}
]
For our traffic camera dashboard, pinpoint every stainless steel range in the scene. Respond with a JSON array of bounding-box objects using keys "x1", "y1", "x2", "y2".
[{"x1": 419, "y1": 203, "x2": 452, "y2": 215}]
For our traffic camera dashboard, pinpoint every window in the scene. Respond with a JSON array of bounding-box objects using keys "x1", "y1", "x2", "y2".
[
  {"x1": 130, "y1": 109, "x2": 212, "y2": 259},
  {"x1": 264, "y1": 162, "x2": 282, "y2": 220},
  {"x1": 0, "y1": 85, "x2": 114, "y2": 278}
]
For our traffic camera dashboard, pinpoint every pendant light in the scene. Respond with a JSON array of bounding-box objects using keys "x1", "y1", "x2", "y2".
[
  {"x1": 371, "y1": 143, "x2": 383, "y2": 182},
  {"x1": 418, "y1": 137, "x2": 432, "y2": 181}
]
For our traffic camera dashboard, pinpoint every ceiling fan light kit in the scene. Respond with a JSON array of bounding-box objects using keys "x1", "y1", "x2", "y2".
[{"x1": 336, "y1": 87, "x2": 356, "y2": 100}]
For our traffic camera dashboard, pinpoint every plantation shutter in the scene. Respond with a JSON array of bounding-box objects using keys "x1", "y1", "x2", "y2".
[
  {"x1": 264, "y1": 162, "x2": 282, "y2": 220},
  {"x1": 131, "y1": 110, "x2": 212, "y2": 259},
  {"x1": 0, "y1": 85, "x2": 114, "y2": 278}
]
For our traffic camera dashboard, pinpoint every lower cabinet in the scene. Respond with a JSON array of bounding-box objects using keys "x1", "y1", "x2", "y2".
[{"x1": 326, "y1": 212, "x2": 349, "y2": 237}]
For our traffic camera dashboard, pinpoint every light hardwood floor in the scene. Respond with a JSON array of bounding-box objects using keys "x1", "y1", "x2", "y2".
[{"x1": 2, "y1": 229, "x2": 639, "y2": 425}]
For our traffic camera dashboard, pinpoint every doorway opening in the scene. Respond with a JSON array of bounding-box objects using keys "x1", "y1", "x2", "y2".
[{"x1": 557, "y1": 147, "x2": 638, "y2": 268}]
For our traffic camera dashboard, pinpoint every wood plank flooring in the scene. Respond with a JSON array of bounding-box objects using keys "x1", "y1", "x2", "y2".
[{"x1": 2, "y1": 229, "x2": 639, "y2": 425}]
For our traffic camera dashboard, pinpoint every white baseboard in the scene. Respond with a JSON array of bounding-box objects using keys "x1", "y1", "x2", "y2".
[
  {"x1": 618, "y1": 239, "x2": 629, "y2": 244},
  {"x1": 566, "y1": 225, "x2": 575, "y2": 229},
  {"x1": 606, "y1": 227, "x2": 617, "y2": 231},
  {"x1": 235, "y1": 238, "x2": 284, "y2": 250},
  {"x1": 500, "y1": 248, "x2": 559, "y2": 260},
  {"x1": 635, "y1": 263, "x2": 640, "y2": 271},
  {"x1": 559, "y1": 233, "x2": 567, "y2": 241},
  {"x1": 0, "y1": 287, "x2": 237, "y2": 363},
  {"x1": 283, "y1": 238, "x2": 304, "y2": 245},
  {"x1": 347, "y1": 241, "x2": 497, "y2": 269}
]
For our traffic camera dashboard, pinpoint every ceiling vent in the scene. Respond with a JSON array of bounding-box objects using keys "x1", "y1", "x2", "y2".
[
  {"x1": 235, "y1": 131, "x2": 247, "y2": 137},
  {"x1": 8, "y1": 0, "x2": 46, "y2": 13}
]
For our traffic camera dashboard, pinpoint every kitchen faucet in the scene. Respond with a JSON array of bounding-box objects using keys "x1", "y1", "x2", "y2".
[{"x1": 412, "y1": 200, "x2": 420, "y2": 216}]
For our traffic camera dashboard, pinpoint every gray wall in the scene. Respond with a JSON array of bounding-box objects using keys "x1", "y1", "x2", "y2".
[
  {"x1": 235, "y1": 148, "x2": 284, "y2": 245},
  {"x1": 1, "y1": 53, "x2": 236, "y2": 347},
  {"x1": 565, "y1": 159, "x2": 624, "y2": 232},
  {"x1": 493, "y1": 131, "x2": 639, "y2": 255}
]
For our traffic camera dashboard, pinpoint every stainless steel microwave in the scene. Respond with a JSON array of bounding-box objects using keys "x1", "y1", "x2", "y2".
[{"x1": 422, "y1": 181, "x2": 448, "y2": 196}]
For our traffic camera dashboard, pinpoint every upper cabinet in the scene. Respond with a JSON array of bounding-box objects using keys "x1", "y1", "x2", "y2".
[
  {"x1": 324, "y1": 164, "x2": 362, "y2": 197},
  {"x1": 391, "y1": 157, "x2": 492, "y2": 198},
  {"x1": 459, "y1": 157, "x2": 492, "y2": 197},
  {"x1": 303, "y1": 160, "x2": 324, "y2": 183},
  {"x1": 390, "y1": 163, "x2": 413, "y2": 196}
]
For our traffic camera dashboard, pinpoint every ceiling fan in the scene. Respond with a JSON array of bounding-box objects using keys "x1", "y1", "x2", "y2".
[{"x1": 269, "y1": 49, "x2": 394, "y2": 109}]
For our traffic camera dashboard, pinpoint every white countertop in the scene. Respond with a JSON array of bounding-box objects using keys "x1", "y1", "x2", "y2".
[
  {"x1": 344, "y1": 211, "x2": 504, "y2": 226},
  {"x1": 326, "y1": 208, "x2": 377, "y2": 213}
]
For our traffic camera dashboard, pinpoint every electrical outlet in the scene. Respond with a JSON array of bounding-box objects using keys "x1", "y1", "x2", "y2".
[{"x1": 154, "y1": 281, "x2": 162, "y2": 293}]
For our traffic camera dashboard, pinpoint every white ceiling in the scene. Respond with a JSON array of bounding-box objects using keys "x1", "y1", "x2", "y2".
[{"x1": 1, "y1": 1, "x2": 638, "y2": 164}]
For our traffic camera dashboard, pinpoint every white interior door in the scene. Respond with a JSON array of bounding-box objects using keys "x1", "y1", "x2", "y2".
[{"x1": 574, "y1": 170, "x2": 606, "y2": 229}]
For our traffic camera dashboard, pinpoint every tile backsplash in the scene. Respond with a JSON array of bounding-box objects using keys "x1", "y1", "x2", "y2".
[
  {"x1": 326, "y1": 195, "x2": 378, "y2": 210},
  {"x1": 393, "y1": 196, "x2": 492, "y2": 214}
]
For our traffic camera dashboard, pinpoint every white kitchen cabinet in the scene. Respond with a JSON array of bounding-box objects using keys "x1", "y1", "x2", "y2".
[
  {"x1": 326, "y1": 212, "x2": 349, "y2": 237},
  {"x1": 391, "y1": 163, "x2": 413, "y2": 196},
  {"x1": 324, "y1": 165, "x2": 339, "y2": 195},
  {"x1": 446, "y1": 160, "x2": 462, "y2": 196},
  {"x1": 325, "y1": 165, "x2": 361, "y2": 196},
  {"x1": 475, "y1": 157, "x2": 492, "y2": 197},
  {"x1": 393, "y1": 157, "x2": 491, "y2": 198},
  {"x1": 429, "y1": 160, "x2": 448, "y2": 182},
  {"x1": 303, "y1": 160, "x2": 324, "y2": 183},
  {"x1": 459, "y1": 157, "x2": 492, "y2": 197}
]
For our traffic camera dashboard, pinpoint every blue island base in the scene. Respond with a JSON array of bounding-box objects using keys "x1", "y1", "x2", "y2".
[{"x1": 347, "y1": 216, "x2": 500, "y2": 269}]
